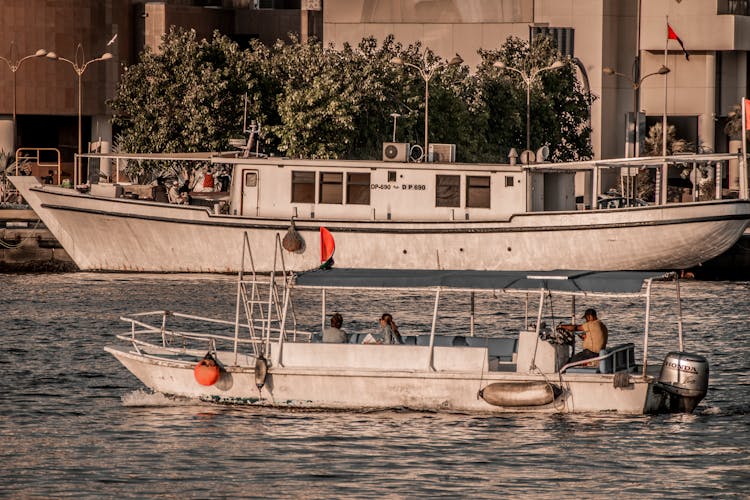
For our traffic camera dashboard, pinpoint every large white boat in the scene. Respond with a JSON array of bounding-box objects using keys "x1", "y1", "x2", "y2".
[
  {"x1": 105, "y1": 236, "x2": 710, "y2": 414},
  {"x1": 10, "y1": 152, "x2": 750, "y2": 272}
]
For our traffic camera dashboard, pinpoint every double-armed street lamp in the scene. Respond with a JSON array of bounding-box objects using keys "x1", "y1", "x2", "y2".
[
  {"x1": 390, "y1": 53, "x2": 463, "y2": 160},
  {"x1": 46, "y1": 44, "x2": 112, "y2": 185},
  {"x1": 493, "y1": 60, "x2": 564, "y2": 154},
  {"x1": 603, "y1": 64, "x2": 670, "y2": 157},
  {"x1": 0, "y1": 43, "x2": 48, "y2": 151}
]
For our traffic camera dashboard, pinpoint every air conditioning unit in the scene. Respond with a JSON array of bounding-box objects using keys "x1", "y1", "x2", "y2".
[
  {"x1": 428, "y1": 143, "x2": 456, "y2": 163},
  {"x1": 382, "y1": 142, "x2": 409, "y2": 162}
]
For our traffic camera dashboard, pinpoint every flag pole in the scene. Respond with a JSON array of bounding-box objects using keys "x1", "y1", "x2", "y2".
[
  {"x1": 742, "y1": 97, "x2": 748, "y2": 200},
  {"x1": 661, "y1": 15, "x2": 669, "y2": 205}
]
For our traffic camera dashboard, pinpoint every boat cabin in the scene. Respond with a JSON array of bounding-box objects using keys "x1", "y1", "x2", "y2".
[{"x1": 218, "y1": 156, "x2": 576, "y2": 220}]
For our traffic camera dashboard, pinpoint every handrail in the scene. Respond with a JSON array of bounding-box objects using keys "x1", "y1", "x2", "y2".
[
  {"x1": 559, "y1": 343, "x2": 635, "y2": 374},
  {"x1": 15, "y1": 148, "x2": 62, "y2": 184}
]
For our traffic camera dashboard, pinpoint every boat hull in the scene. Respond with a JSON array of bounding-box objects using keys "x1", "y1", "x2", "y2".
[
  {"x1": 106, "y1": 346, "x2": 670, "y2": 414},
  {"x1": 13, "y1": 176, "x2": 750, "y2": 272}
]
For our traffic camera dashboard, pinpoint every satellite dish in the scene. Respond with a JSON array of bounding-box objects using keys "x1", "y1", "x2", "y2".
[
  {"x1": 536, "y1": 145, "x2": 549, "y2": 162},
  {"x1": 520, "y1": 150, "x2": 536, "y2": 165}
]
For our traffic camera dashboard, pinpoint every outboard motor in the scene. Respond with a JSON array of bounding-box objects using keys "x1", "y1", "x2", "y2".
[{"x1": 655, "y1": 352, "x2": 709, "y2": 413}]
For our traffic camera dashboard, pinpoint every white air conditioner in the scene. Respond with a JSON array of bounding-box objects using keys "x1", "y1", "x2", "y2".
[
  {"x1": 428, "y1": 143, "x2": 456, "y2": 163},
  {"x1": 382, "y1": 142, "x2": 409, "y2": 162}
]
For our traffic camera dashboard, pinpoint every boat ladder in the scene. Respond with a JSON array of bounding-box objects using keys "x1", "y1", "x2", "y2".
[{"x1": 234, "y1": 232, "x2": 296, "y2": 360}]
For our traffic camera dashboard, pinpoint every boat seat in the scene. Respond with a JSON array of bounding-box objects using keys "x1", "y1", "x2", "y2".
[
  {"x1": 565, "y1": 343, "x2": 637, "y2": 374},
  {"x1": 466, "y1": 337, "x2": 517, "y2": 362}
]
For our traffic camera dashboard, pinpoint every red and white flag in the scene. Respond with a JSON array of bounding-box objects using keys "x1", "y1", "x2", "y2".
[{"x1": 667, "y1": 24, "x2": 690, "y2": 61}]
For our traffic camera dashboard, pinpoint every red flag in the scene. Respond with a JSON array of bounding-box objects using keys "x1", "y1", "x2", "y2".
[
  {"x1": 744, "y1": 98, "x2": 750, "y2": 131},
  {"x1": 667, "y1": 24, "x2": 690, "y2": 61},
  {"x1": 320, "y1": 227, "x2": 335, "y2": 269}
]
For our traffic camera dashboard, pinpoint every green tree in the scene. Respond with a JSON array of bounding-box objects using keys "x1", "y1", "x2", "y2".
[
  {"x1": 476, "y1": 36, "x2": 594, "y2": 162},
  {"x1": 110, "y1": 28, "x2": 252, "y2": 155},
  {"x1": 637, "y1": 122, "x2": 696, "y2": 202}
]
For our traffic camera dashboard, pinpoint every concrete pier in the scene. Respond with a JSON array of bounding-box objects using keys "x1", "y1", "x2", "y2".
[{"x1": 0, "y1": 209, "x2": 76, "y2": 272}]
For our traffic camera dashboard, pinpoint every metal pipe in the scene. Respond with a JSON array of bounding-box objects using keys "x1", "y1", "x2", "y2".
[
  {"x1": 427, "y1": 288, "x2": 440, "y2": 371},
  {"x1": 676, "y1": 276, "x2": 683, "y2": 351},
  {"x1": 469, "y1": 292, "x2": 475, "y2": 337},
  {"x1": 642, "y1": 279, "x2": 653, "y2": 378}
]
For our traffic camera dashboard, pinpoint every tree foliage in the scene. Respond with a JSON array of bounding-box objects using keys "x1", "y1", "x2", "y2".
[{"x1": 110, "y1": 29, "x2": 594, "y2": 170}]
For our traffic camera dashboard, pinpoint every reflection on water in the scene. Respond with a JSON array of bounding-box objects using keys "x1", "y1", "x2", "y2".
[{"x1": 1, "y1": 273, "x2": 748, "y2": 498}]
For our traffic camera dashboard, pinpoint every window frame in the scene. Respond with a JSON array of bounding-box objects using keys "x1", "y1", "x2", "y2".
[
  {"x1": 435, "y1": 174, "x2": 461, "y2": 208},
  {"x1": 466, "y1": 175, "x2": 491, "y2": 209},
  {"x1": 291, "y1": 171, "x2": 315, "y2": 203}
]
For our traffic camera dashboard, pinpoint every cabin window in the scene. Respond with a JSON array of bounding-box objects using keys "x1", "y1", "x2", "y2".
[
  {"x1": 436, "y1": 175, "x2": 460, "y2": 207},
  {"x1": 245, "y1": 172, "x2": 257, "y2": 187},
  {"x1": 347, "y1": 173, "x2": 371, "y2": 205},
  {"x1": 319, "y1": 172, "x2": 343, "y2": 204},
  {"x1": 388, "y1": 171, "x2": 397, "y2": 182},
  {"x1": 505, "y1": 176, "x2": 514, "y2": 187},
  {"x1": 291, "y1": 171, "x2": 315, "y2": 203},
  {"x1": 466, "y1": 176, "x2": 491, "y2": 208}
]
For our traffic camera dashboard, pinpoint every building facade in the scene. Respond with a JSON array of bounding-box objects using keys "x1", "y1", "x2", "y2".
[
  {"x1": 0, "y1": 0, "x2": 320, "y2": 170},
  {"x1": 323, "y1": 0, "x2": 750, "y2": 161}
]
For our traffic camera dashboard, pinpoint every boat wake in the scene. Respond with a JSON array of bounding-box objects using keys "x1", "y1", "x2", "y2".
[{"x1": 121, "y1": 389, "x2": 203, "y2": 407}]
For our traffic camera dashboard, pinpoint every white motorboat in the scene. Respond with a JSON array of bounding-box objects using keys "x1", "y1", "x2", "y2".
[
  {"x1": 105, "y1": 235, "x2": 710, "y2": 414},
  {"x1": 11, "y1": 152, "x2": 750, "y2": 272}
]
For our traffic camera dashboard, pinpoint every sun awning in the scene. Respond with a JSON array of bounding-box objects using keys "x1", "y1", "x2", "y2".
[{"x1": 293, "y1": 269, "x2": 673, "y2": 294}]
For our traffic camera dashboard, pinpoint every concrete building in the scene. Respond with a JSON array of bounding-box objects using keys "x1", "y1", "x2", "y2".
[
  {"x1": 323, "y1": 0, "x2": 750, "y2": 162},
  {"x1": 0, "y1": 0, "x2": 321, "y2": 175}
]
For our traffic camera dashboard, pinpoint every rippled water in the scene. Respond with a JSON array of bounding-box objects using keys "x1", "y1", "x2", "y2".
[{"x1": 1, "y1": 273, "x2": 748, "y2": 498}]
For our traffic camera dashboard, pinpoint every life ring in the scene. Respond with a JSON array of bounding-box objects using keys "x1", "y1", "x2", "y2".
[{"x1": 194, "y1": 357, "x2": 220, "y2": 386}]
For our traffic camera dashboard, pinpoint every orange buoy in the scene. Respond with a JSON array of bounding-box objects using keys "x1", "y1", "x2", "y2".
[{"x1": 194, "y1": 357, "x2": 220, "y2": 386}]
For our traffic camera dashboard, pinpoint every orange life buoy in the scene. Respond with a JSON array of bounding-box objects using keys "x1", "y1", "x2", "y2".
[{"x1": 194, "y1": 358, "x2": 220, "y2": 386}]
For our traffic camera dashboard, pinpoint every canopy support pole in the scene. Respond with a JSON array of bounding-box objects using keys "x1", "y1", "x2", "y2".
[
  {"x1": 676, "y1": 277, "x2": 684, "y2": 351},
  {"x1": 531, "y1": 288, "x2": 545, "y2": 370},
  {"x1": 321, "y1": 289, "x2": 326, "y2": 337},
  {"x1": 470, "y1": 292, "x2": 475, "y2": 337},
  {"x1": 642, "y1": 279, "x2": 653, "y2": 378},
  {"x1": 427, "y1": 288, "x2": 440, "y2": 371}
]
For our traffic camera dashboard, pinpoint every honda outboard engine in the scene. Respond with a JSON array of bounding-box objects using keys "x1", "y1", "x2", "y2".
[{"x1": 655, "y1": 352, "x2": 709, "y2": 413}]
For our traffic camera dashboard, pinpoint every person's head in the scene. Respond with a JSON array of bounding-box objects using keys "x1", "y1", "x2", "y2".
[
  {"x1": 380, "y1": 313, "x2": 393, "y2": 326},
  {"x1": 330, "y1": 312, "x2": 343, "y2": 328},
  {"x1": 582, "y1": 308, "x2": 598, "y2": 321}
]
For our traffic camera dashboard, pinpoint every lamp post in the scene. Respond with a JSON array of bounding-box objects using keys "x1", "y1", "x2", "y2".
[
  {"x1": 603, "y1": 65, "x2": 670, "y2": 157},
  {"x1": 493, "y1": 60, "x2": 564, "y2": 153},
  {"x1": 46, "y1": 44, "x2": 112, "y2": 185},
  {"x1": 0, "y1": 43, "x2": 48, "y2": 151},
  {"x1": 390, "y1": 53, "x2": 463, "y2": 161}
]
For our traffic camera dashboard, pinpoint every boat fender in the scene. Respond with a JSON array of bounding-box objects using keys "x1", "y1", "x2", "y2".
[
  {"x1": 478, "y1": 382, "x2": 561, "y2": 407},
  {"x1": 194, "y1": 353, "x2": 220, "y2": 386},
  {"x1": 282, "y1": 219, "x2": 305, "y2": 253},
  {"x1": 254, "y1": 356, "x2": 268, "y2": 390}
]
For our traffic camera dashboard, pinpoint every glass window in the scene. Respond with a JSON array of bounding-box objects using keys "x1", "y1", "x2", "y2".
[
  {"x1": 291, "y1": 171, "x2": 315, "y2": 203},
  {"x1": 436, "y1": 175, "x2": 460, "y2": 207},
  {"x1": 347, "y1": 173, "x2": 370, "y2": 205},
  {"x1": 245, "y1": 172, "x2": 257, "y2": 187},
  {"x1": 466, "y1": 176, "x2": 490, "y2": 208},
  {"x1": 319, "y1": 172, "x2": 343, "y2": 204},
  {"x1": 505, "y1": 175, "x2": 514, "y2": 187}
]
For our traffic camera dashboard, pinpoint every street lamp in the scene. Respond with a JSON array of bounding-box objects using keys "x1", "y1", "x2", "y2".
[
  {"x1": 391, "y1": 53, "x2": 463, "y2": 161},
  {"x1": 493, "y1": 59, "x2": 564, "y2": 153},
  {"x1": 0, "y1": 43, "x2": 48, "y2": 151},
  {"x1": 46, "y1": 44, "x2": 112, "y2": 185},
  {"x1": 602, "y1": 64, "x2": 670, "y2": 157}
]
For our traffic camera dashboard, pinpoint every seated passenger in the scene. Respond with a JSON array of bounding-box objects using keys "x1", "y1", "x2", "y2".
[
  {"x1": 366, "y1": 313, "x2": 403, "y2": 345},
  {"x1": 322, "y1": 312, "x2": 347, "y2": 343},
  {"x1": 559, "y1": 308, "x2": 608, "y2": 365}
]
